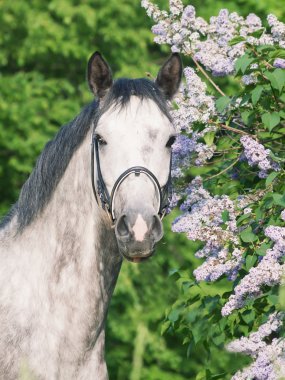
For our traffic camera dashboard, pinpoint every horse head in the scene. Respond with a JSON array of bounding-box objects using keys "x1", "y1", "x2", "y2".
[{"x1": 88, "y1": 52, "x2": 182, "y2": 263}]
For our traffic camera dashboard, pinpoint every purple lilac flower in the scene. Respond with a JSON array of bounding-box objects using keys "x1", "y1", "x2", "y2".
[
  {"x1": 227, "y1": 312, "x2": 285, "y2": 380},
  {"x1": 172, "y1": 178, "x2": 242, "y2": 282},
  {"x1": 169, "y1": 0, "x2": 183, "y2": 16},
  {"x1": 181, "y1": 5, "x2": 195, "y2": 27},
  {"x1": 273, "y1": 58, "x2": 285, "y2": 69},
  {"x1": 245, "y1": 14, "x2": 262, "y2": 29},
  {"x1": 194, "y1": 143, "x2": 216, "y2": 166},
  {"x1": 152, "y1": 23, "x2": 167, "y2": 36},
  {"x1": 171, "y1": 67, "x2": 216, "y2": 132},
  {"x1": 222, "y1": 221, "x2": 285, "y2": 316},
  {"x1": 242, "y1": 74, "x2": 258, "y2": 85},
  {"x1": 171, "y1": 134, "x2": 196, "y2": 178},
  {"x1": 143, "y1": 2, "x2": 284, "y2": 77},
  {"x1": 267, "y1": 14, "x2": 285, "y2": 42},
  {"x1": 240, "y1": 136, "x2": 280, "y2": 178}
]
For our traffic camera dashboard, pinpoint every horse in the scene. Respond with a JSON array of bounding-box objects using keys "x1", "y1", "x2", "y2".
[{"x1": 0, "y1": 51, "x2": 182, "y2": 379}]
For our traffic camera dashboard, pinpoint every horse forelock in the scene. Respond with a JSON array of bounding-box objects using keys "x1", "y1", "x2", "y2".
[
  {"x1": 101, "y1": 78, "x2": 171, "y2": 120},
  {"x1": 0, "y1": 77, "x2": 170, "y2": 234}
]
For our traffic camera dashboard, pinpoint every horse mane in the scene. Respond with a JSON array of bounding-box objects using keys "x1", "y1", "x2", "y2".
[{"x1": 0, "y1": 78, "x2": 170, "y2": 232}]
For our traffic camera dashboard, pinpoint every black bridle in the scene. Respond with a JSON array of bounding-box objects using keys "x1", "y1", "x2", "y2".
[{"x1": 91, "y1": 131, "x2": 172, "y2": 222}]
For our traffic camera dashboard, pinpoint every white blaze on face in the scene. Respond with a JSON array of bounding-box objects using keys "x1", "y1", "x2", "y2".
[{"x1": 132, "y1": 214, "x2": 148, "y2": 242}]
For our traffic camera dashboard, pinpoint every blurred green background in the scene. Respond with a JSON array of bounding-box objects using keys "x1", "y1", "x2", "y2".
[{"x1": 0, "y1": 1, "x2": 284, "y2": 379}]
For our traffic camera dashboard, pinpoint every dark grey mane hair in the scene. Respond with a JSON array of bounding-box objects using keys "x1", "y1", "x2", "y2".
[
  {"x1": 101, "y1": 78, "x2": 171, "y2": 120},
  {"x1": 0, "y1": 78, "x2": 171, "y2": 233}
]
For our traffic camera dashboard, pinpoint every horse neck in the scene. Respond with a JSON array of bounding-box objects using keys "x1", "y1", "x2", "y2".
[{"x1": 3, "y1": 129, "x2": 122, "y2": 337}]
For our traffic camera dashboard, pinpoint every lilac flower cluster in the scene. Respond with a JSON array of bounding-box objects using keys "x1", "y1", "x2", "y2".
[
  {"x1": 227, "y1": 312, "x2": 285, "y2": 380},
  {"x1": 171, "y1": 134, "x2": 195, "y2": 179},
  {"x1": 222, "y1": 217, "x2": 285, "y2": 316},
  {"x1": 268, "y1": 14, "x2": 285, "y2": 48},
  {"x1": 273, "y1": 58, "x2": 285, "y2": 69},
  {"x1": 172, "y1": 177, "x2": 244, "y2": 281},
  {"x1": 142, "y1": 0, "x2": 285, "y2": 76},
  {"x1": 170, "y1": 67, "x2": 217, "y2": 168},
  {"x1": 237, "y1": 189, "x2": 269, "y2": 210},
  {"x1": 240, "y1": 135, "x2": 280, "y2": 178},
  {"x1": 171, "y1": 67, "x2": 216, "y2": 131}
]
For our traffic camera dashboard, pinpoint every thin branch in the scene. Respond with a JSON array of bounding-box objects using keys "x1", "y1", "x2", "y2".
[
  {"x1": 205, "y1": 157, "x2": 240, "y2": 181},
  {"x1": 191, "y1": 57, "x2": 226, "y2": 97},
  {"x1": 220, "y1": 123, "x2": 252, "y2": 136},
  {"x1": 209, "y1": 120, "x2": 255, "y2": 137}
]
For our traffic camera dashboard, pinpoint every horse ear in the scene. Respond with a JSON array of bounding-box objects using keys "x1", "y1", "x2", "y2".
[
  {"x1": 87, "y1": 51, "x2": 113, "y2": 98},
  {"x1": 155, "y1": 53, "x2": 182, "y2": 100}
]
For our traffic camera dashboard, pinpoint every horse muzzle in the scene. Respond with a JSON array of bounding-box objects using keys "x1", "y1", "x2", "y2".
[{"x1": 115, "y1": 211, "x2": 163, "y2": 263}]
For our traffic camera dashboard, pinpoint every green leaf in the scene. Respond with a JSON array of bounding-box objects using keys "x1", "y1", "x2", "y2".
[
  {"x1": 256, "y1": 45, "x2": 276, "y2": 53},
  {"x1": 161, "y1": 320, "x2": 171, "y2": 335},
  {"x1": 192, "y1": 324, "x2": 204, "y2": 344},
  {"x1": 279, "y1": 286, "x2": 285, "y2": 310},
  {"x1": 204, "y1": 131, "x2": 216, "y2": 146},
  {"x1": 248, "y1": 29, "x2": 264, "y2": 39},
  {"x1": 272, "y1": 69, "x2": 285, "y2": 93},
  {"x1": 251, "y1": 85, "x2": 263, "y2": 105},
  {"x1": 261, "y1": 112, "x2": 280, "y2": 131},
  {"x1": 212, "y1": 333, "x2": 225, "y2": 346},
  {"x1": 168, "y1": 308, "x2": 180, "y2": 323},
  {"x1": 215, "y1": 96, "x2": 231, "y2": 113},
  {"x1": 264, "y1": 69, "x2": 285, "y2": 93},
  {"x1": 241, "y1": 111, "x2": 252, "y2": 126},
  {"x1": 206, "y1": 369, "x2": 212, "y2": 380},
  {"x1": 269, "y1": 49, "x2": 285, "y2": 59},
  {"x1": 169, "y1": 268, "x2": 178, "y2": 276},
  {"x1": 182, "y1": 336, "x2": 191, "y2": 345},
  {"x1": 229, "y1": 36, "x2": 245, "y2": 46},
  {"x1": 241, "y1": 309, "x2": 255, "y2": 324},
  {"x1": 245, "y1": 254, "x2": 257, "y2": 270},
  {"x1": 235, "y1": 54, "x2": 254, "y2": 74},
  {"x1": 182, "y1": 281, "x2": 194, "y2": 292},
  {"x1": 196, "y1": 371, "x2": 205, "y2": 380},
  {"x1": 272, "y1": 193, "x2": 285, "y2": 207},
  {"x1": 168, "y1": 268, "x2": 180, "y2": 278},
  {"x1": 256, "y1": 243, "x2": 271, "y2": 256},
  {"x1": 185, "y1": 309, "x2": 199, "y2": 323},
  {"x1": 266, "y1": 171, "x2": 279, "y2": 187},
  {"x1": 269, "y1": 152, "x2": 285, "y2": 163},
  {"x1": 240, "y1": 226, "x2": 258, "y2": 243},
  {"x1": 221, "y1": 210, "x2": 230, "y2": 222},
  {"x1": 237, "y1": 213, "x2": 251, "y2": 225},
  {"x1": 240, "y1": 93, "x2": 251, "y2": 106},
  {"x1": 280, "y1": 93, "x2": 285, "y2": 103},
  {"x1": 279, "y1": 110, "x2": 285, "y2": 119},
  {"x1": 268, "y1": 294, "x2": 279, "y2": 305}
]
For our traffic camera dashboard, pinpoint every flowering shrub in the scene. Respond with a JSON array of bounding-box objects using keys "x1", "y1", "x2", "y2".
[{"x1": 142, "y1": 1, "x2": 285, "y2": 378}]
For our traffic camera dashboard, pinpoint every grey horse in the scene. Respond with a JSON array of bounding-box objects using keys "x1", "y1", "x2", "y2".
[{"x1": 0, "y1": 52, "x2": 182, "y2": 379}]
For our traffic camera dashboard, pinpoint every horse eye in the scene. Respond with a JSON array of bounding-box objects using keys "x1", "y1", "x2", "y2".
[
  {"x1": 166, "y1": 136, "x2": 176, "y2": 148},
  {"x1": 95, "y1": 134, "x2": 107, "y2": 146}
]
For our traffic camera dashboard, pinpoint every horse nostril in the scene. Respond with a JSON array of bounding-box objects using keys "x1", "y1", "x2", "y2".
[
  {"x1": 151, "y1": 215, "x2": 163, "y2": 243},
  {"x1": 115, "y1": 215, "x2": 131, "y2": 239}
]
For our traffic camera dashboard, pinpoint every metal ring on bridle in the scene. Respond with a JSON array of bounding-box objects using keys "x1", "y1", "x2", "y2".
[{"x1": 110, "y1": 167, "x2": 163, "y2": 221}]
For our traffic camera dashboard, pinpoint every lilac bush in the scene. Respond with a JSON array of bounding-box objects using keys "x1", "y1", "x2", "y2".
[
  {"x1": 227, "y1": 312, "x2": 285, "y2": 380},
  {"x1": 142, "y1": 1, "x2": 285, "y2": 379}
]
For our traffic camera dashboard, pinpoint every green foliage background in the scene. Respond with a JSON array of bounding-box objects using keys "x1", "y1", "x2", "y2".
[{"x1": 0, "y1": 1, "x2": 284, "y2": 379}]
